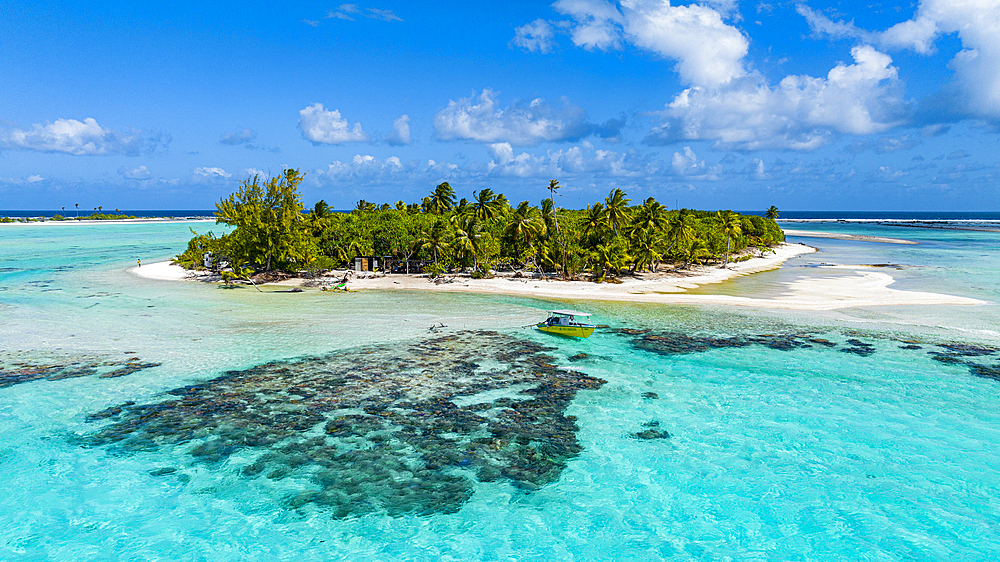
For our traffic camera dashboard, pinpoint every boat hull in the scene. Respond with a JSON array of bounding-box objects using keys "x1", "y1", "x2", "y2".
[{"x1": 536, "y1": 323, "x2": 595, "y2": 338}]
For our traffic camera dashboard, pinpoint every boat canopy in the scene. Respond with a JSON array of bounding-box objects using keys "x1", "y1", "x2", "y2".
[{"x1": 547, "y1": 309, "x2": 592, "y2": 317}]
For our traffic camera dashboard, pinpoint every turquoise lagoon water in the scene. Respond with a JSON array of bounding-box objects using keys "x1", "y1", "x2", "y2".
[{"x1": 2, "y1": 220, "x2": 1000, "y2": 560}]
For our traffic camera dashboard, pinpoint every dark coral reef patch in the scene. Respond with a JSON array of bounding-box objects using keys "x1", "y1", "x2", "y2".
[
  {"x1": 82, "y1": 331, "x2": 605, "y2": 518},
  {"x1": 615, "y1": 328, "x2": 1000, "y2": 383},
  {"x1": 928, "y1": 342, "x2": 1000, "y2": 381},
  {"x1": 616, "y1": 329, "x2": 836, "y2": 357},
  {"x1": 0, "y1": 351, "x2": 160, "y2": 388}
]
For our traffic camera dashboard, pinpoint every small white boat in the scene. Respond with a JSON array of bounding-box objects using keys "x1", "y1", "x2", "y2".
[{"x1": 536, "y1": 310, "x2": 596, "y2": 338}]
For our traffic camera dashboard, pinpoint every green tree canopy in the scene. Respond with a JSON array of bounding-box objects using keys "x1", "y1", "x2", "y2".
[{"x1": 215, "y1": 168, "x2": 315, "y2": 272}]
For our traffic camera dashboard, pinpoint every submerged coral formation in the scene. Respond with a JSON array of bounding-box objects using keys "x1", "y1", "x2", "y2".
[
  {"x1": 631, "y1": 420, "x2": 670, "y2": 440},
  {"x1": 928, "y1": 342, "x2": 1000, "y2": 380},
  {"x1": 616, "y1": 329, "x2": 1000, "y2": 382},
  {"x1": 0, "y1": 351, "x2": 160, "y2": 388},
  {"x1": 618, "y1": 329, "x2": 838, "y2": 355},
  {"x1": 82, "y1": 331, "x2": 606, "y2": 518}
]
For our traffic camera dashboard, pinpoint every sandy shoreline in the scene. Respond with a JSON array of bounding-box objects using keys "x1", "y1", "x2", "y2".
[
  {"x1": 130, "y1": 243, "x2": 987, "y2": 311},
  {"x1": 133, "y1": 261, "x2": 216, "y2": 281}
]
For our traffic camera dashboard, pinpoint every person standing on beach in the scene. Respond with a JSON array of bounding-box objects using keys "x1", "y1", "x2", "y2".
[{"x1": 137, "y1": 258, "x2": 141, "y2": 267}]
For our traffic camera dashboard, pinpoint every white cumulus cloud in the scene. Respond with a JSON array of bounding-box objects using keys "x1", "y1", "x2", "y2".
[
  {"x1": 882, "y1": 0, "x2": 1000, "y2": 120},
  {"x1": 549, "y1": 0, "x2": 747, "y2": 87},
  {"x1": 386, "y1": 114, "x2": 412, "y2": 146},
  {"x1": 670, "y1": 146, "x2": 722, "y2": 179},
  {"x1": 309, "y1": 143, "x2": 737, "y2": 190},
  {"x1": 554, "y1": 0, "x2": 625, "y2": 50},
  {"x1": 193, "y1": 167, "x2": 232, "y2": 179},
  {"x1": 485, "y1": 141, "x2": 655, "y2": 178},
  {"x1": 433, "y1": 89, "x2": 591, "y2": 146},
  {"x1": 511, "y1": 19, "x2": 557, "y2": 53},
  {"x1": 298, "y1": 103, "x2": 371, "y2": 144},
  {"x1": 647, "y1": 46, "x2": 910, "y2": 150},
  {"x1": 318, "y1": 154, "x2": 415, "y2": 184},
  {"x1": 800, "y1": 0, "x2": 1000, "y2": 121},
  {"x1": 746, "y1": 158, "x2": 770, "y2": 180},
  {"x1": 618, "y1": 0, "x2": 748, "y2": 87},
  {"x1": 119, "y1": 165, "x2": 152, "y2": 180},
  {"x1": 0, "y1": 117, "x2": 161, "y2": 156}
]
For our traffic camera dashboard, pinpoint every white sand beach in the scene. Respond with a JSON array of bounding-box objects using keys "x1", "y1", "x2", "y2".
[
  {"x1": 337, "y1": 246, "x2": 984, "y2": 310},
  {"x1": 132, "y1": 242, "x2": 987, "y2": 310},
  {"x1": 132, "y1": 261, "x2": 216, "y2": 281}
]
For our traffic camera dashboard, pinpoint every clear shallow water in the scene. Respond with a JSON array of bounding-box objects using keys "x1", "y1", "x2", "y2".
[
  {"x1": 687, "y1": 221, "x2": 1000, "y2": 342},
  {"x1": 3, "y1": 221, "x2": 1000, "y2": 560}
]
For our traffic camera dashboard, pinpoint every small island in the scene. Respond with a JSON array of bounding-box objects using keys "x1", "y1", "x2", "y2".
[{"x1": 173, "y1": 168, "x2": 787, "y2": 288}]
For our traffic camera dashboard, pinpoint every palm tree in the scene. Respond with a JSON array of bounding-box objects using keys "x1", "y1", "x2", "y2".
[
  {"x1": 546, "y1": 180, "x2": 561, "y2": 234},
  {"x1": 664, "y1": 208, "x2": 695, "y2": 254},
  {"x1": 503, "y1": 201, "x2": 541, "y2": 258},
  {"x1": 429, "y1": 182, "x2": 456, "y2": 214},
  {"x1": 494, "y1": 193, "x2": 510, "y2": 213},
  {"x1": 472, "y1": 188, "x2": 504, "y2": 223},
  {"x1": 74, "y1": 203, "x2": 79, "y2": 217},
  {"x1": 765, "y1": 205, "x2": 779, "y2": 220},
  {"x1": 717, "y1": 210, "x2": 743, "y2": 266},
  {"x1": 592, "y1": 240, "x2": 628, "y2": 282},
  {"x1": 416, "y1": 221, "x2": 451, "y2": 264},
  {"x1": 630, "y1": 197, "x2": 667, "y2": 237},
  {"x1": 682, "y1": 238, "x2": 710, "y2": 269},
  {"x1": 629, "y1": 228, "x2": 665, "y2": 273},
  {"x1": 450, "y1": 216, "x2": 483, "y2": 269},
  {"x1": 354, "y1": 199, "x2": 376, "y2": 212},
  {"x1": 581, "y1": 202, "x2": 608, "y2": 246},
  {"x1": 604, "y1": 188, "x2": 630, "y2": 237},
  {"x1": 540, "y1": 198, "x2": 557, "y2": 239},
  {"x1": 313, "y1": 199, "x2": 332, "y2": 219}
]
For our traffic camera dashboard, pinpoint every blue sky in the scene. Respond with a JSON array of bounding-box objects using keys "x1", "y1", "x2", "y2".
[{"x1": 2, "y1": 0, "x2": 998, "y2": 211}]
